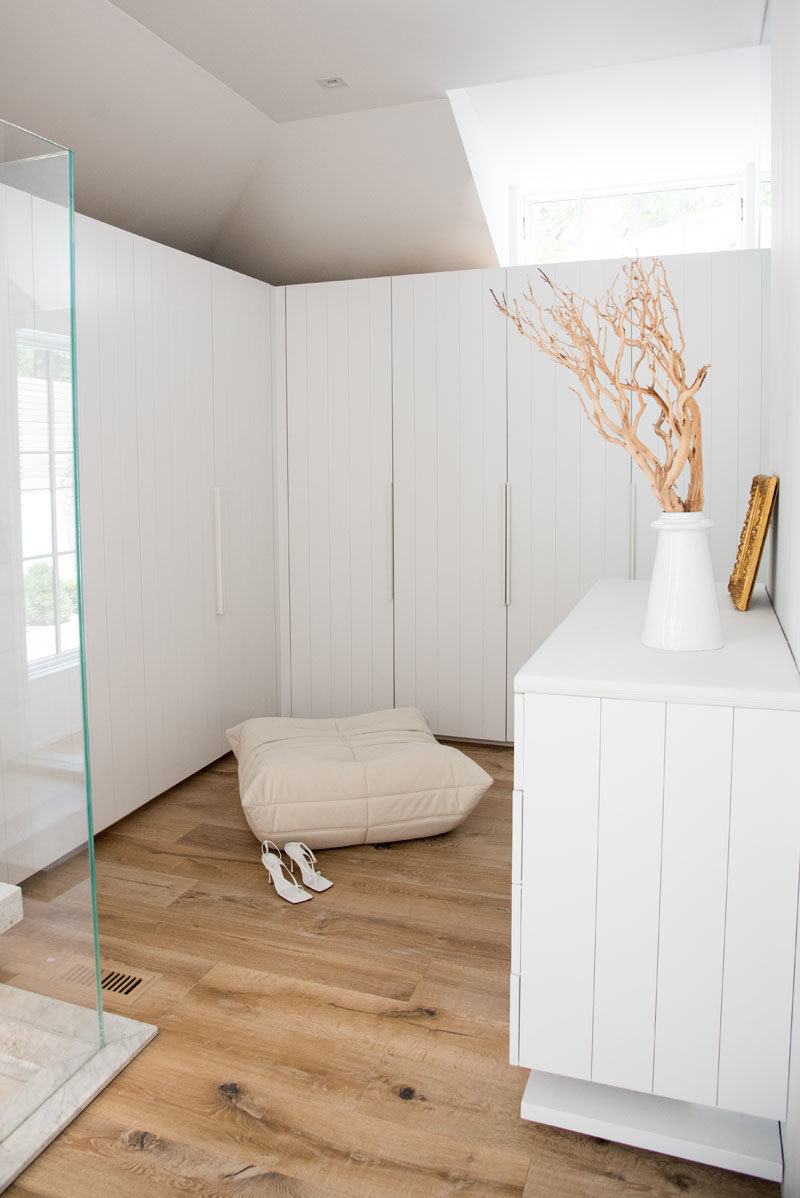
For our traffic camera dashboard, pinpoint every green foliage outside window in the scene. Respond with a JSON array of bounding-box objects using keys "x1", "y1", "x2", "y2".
[{"x1": 24, "y1": 561, "x2": 76, "y2": 626}]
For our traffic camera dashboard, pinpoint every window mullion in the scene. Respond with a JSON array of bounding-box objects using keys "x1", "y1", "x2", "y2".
[{"x1": 47, "y1": 350, "x2": 61, "y2": 656}]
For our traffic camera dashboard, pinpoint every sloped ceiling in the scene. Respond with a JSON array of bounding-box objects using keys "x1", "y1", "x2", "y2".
[{"x1": 0, "y1": 0, "x2": 768, "y2": 285}]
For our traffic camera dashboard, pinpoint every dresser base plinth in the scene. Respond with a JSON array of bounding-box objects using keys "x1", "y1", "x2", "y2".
[{"x1": 520, "y1": 1070, "x2": 782, "y2": 1182}]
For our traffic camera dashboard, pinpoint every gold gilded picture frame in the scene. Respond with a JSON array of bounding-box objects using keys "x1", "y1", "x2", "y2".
[{"x1": 728, "y1": 475, "x2": 779, "y2": 611}]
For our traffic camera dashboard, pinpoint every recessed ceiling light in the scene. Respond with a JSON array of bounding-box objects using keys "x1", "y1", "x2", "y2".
[{"x1": 316, "y1": 76, "x2": 348, "y2": 90}]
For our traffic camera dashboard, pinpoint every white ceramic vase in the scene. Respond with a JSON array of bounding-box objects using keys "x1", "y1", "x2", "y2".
[{"x1": 640, "y1": 511, "x2": 724, "y2": 651}]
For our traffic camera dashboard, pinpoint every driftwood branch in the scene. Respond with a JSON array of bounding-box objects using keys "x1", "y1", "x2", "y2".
[{"x1": 492, "y1": 258, "x2": 709, "y2": 512}]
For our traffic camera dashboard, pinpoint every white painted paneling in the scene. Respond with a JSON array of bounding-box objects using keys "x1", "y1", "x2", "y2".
[
  {"x1": 271, "y1": 287, "x2": 292, "y2": 717},
  {"x1": 653, "y1": 703, "x2": 732, "y2": 1107},
  {"x1": 286, "y1": 278, "x2": 393, "y2": 718},
  {"x1": 97, "y1": 222, "x2": 149, "y2": 826},
  {"x1": 393, "y1": 268, "x2": 507, "y2": 741},
  {"x1": 511, "y1": 788, "x2": 522, "y2": 885},
  {"x1": 513, "y1": 694, "x2": 523, "y2": 788},
  {"x1": 772, "y1": 8, "x2": 800, "y2": 1188},
  {"x1": 75, "y1": 216, "x2": 150, "y2": 830},
  {"x1": 633, "y1": 250, "x2": 768, "y2": 584},
  {"x1": 511, "y1": 882, "x2": 521, "y2": 975},
  {"x1": 509, "y1": 973, "x2": 520, "y2": 1067},
  {"x1": 133, "y1": 235, "x2": 218, "y2": 797},
  {"x1": 76, "y1": 219, "x2": 279, "y2": 830},
  {"x1": 74, "y1": 215, "x2": 114, "y2": 833},
  {"x1": 211, "y1": 264, "x2": 277, "y2": 738},
  {"x1": 592, "y1": 698, "x2": 664, "y2": 1095},
  {"x1": 519, "y1": 692, "x2": 600, "y2": 1079},
  {"x1": 505, "y1": 259, "x2": 631, "y2": 740},
  {"x1": 718, "y1": 707, "x2": 800, "y2": 1120},
  {"x1": 0, "y1": 182, "x2": 13, "y2": 880},
  {"x1": 130, "y1": 231, "x2": 167, "y2": 800}
]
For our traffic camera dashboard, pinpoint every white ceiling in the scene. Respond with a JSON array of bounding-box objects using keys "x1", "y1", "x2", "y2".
[
  {"x1": 0, "y1": 0, "x2": 769, "y2": 285},
  {"x1": 109, "y1": 0, "x2": 767, "y2": 123}
]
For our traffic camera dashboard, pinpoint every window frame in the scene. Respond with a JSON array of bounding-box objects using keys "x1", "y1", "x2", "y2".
[
  {"x1": 17, "y1": 327, "x2": 79, "y2": 678},
  {"x1": 519, "y1": 173, "x2": 753, "y2": 266}
]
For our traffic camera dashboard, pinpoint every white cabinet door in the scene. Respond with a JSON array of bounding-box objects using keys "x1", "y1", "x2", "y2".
[
  {"x1": 133, "y1": 236, "x2": 219, "y2": 798},
  {"x1": 517, "y1": 686, "x2": 800, "y2": 1120},
  {"x1": 718, "y1": 707, "x2": 800, "y2": 1120},
  {"x1": 592, "y1": 698, "x2": 664, "y2": 1095},
  {"x1": 77, "y1": 224, "x2": 277, "y2": 828},
  {"x1": 286, "y1": 278, "x2": 393, "y2": 718},
  {"x1": 75, "y1": 216, "x2": 149, "y2": 831},
  {"x1": 392, "y1": 269, "x2": 507, "y2": 741},
  {"x1": 505, "y1": 261, "x2": 631, "y2": 741},
  {"x1": 519, "y1": 692, "x2": 601, "y2": 1079},
  {"x1": 654, "y1": 703, "x2": 732, "y2": 1107},
  {"x1": 211, "y1": 265, "x2": 277, "y2": 739}
]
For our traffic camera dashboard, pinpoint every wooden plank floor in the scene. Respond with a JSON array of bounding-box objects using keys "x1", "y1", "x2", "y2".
[{"x1": 10, "y1": 744, "x2": 780, "y2": 1197}]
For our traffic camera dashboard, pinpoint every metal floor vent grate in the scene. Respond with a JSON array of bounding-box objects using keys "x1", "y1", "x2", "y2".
[
  {"x1": 101, "y1": 970, "x2": 144, "y2": 996},
  {"x1": 58, "y1": 962, "x2": 144, "y2": 995},
  {"x1": 50, "y1": 958, "x2": 160, "y2": 1005},
  {"x1": 61, "y1": 963, "x2": 96, "y2": 988}
]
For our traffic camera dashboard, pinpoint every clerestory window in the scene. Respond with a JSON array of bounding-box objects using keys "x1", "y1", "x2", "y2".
[{"x1": 521, "y1": 177, "x2": 772, "y2": 266}]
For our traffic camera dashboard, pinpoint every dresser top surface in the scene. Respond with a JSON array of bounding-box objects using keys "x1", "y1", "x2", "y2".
[{"x1": 514, "y1": 580, "x2": 800, "y2": 711}]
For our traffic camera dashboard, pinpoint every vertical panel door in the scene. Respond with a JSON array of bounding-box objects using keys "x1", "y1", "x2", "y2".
[
  {"x1": 505, "y1": 260, "x2": 631, "y2": 740},
  {"x1": 519, "y1": 692, "x2": 601, "y2": 1078},
  {"x1": 286, "y1": 278, "x2": 394, "y2": 718},
  {"x1": 592, "y1": 698, "x2": 664, "y2": 1094},
  {"x1": 211, "y1": 265, "x2": 277, "y2": 742},
  {"x1": 75, "y1": 216, "x2": 149, "y2": 831},
  {"x1": 718, "y1": 707, "x2": 800, "y2": 1119},
  {"x1": 392, "y1": 269, "x2": 507, "y2": 741},
  {"x1": 654, "y1": 703, "x2": 732, "y2": 1107},
  {"x1": 133, "y1": 237, "x2": 219, "y2": 797}
]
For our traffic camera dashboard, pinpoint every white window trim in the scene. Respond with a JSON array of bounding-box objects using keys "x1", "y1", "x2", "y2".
[
  {"x1": 518, "y1": 172, "x2": 754, "y2": 266},
  {"x1": 17, "y1": 327, "x2": 78, "y2": 678}
]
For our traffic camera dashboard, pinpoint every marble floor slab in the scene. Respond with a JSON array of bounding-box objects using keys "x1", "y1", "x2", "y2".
[{"x1": 0, "y1": 986, "x2": 156, "y2": 1192}]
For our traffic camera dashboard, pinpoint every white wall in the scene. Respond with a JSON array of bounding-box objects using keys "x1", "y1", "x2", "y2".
[
  {"x1": 447, "y1": 89, "x2": 511, "y2": 265},
  {"x1": 769, "y1": 1, "x2": 800, "y2": 663},
  {"x1": 630, "y1": 250, "x2": 770, "y2": 585},
  {"x1": 770, "y1": 0, "x2": 800, "y2": 1191},
  {"x1": 463, "y1": 47, "x2": 771, "y2": 198}
]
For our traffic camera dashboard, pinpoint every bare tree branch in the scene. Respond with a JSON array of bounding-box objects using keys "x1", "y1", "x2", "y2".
[{"x1": 491, "y1": 257, "x2": 709, "y2": 512}]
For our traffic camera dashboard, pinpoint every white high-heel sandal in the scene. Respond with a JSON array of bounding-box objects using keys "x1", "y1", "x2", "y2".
[
  {"x1": 261, "y1": 841, "x2": 313, "y2": 904},
  {"x1": 283, "y1": 842, "x2": 333, "y2": 892}
]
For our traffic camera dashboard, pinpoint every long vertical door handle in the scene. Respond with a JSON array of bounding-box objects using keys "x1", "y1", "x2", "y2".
[
  {"x1": 389, "y1": 481, "x2": 395, "y2": 602},
  {"x1": 214, "y1": 486, "x2": 224, "y2": 616},
  {"x1": 504, "y1": 482, "x2": 511, "y2": 607}
]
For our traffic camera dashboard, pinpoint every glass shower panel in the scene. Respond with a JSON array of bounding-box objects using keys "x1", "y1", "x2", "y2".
[{"x1": 0, "y1": 120, "x2": 103, "y2": 1148}]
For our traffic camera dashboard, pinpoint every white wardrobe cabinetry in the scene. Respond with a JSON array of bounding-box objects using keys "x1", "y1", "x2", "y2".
[
  {"x1": 511, "y1": 580, "x2": 800, "y2": 1182},
  {"x1": 75, "y1": 217, "x2": 152, "y2": 831},
  {"x1": 132, "y1": 234, "x2": 218, "y2": 802},
  {"x1": 76, "y1": 217, "x2": 276, "y2": 831},
  {"x1": 285, "y1": 278, "x2": 394, "y2": 719},
  {"x1": 392, "y1": 269, "x2": 508, "y2": 742},
  {"x1": 211, "y1": 264, "x2": 278, "y2": 740},
  {"x1": 279, "y1": 253, "x2": 767, "y2": 743}
]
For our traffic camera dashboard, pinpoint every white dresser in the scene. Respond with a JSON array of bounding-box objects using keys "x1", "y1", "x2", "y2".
[{"x1": 511, "y1": 580, "x2": 800, "y2": 1181}]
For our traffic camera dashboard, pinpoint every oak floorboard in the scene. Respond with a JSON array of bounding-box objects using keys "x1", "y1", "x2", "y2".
[
  {"x1": 10, "y1": 1114, "x2": 334, "y2": 1197},
  {"x1": 9, "y1": 744, "x2": 780, "y2": 1197}
]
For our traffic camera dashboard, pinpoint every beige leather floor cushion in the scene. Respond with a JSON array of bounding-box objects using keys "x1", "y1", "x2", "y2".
[{"x1": 226, "y1": 707, "x2": 493, "y2": 850}]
